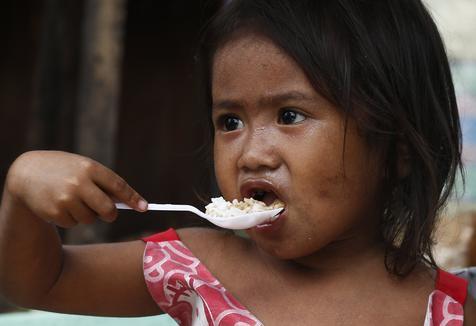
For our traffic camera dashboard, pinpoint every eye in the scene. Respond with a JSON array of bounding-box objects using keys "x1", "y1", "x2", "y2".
[
  {"x1": 218, "y1": 115, "x2": 244, "y2": 131},
  {"x1": 278, "y1": 109, "x2": 306, "y2": 125}
]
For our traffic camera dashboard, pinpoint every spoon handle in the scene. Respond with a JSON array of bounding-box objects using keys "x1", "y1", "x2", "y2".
[
  {"x1": 115, "y1": 203, "x2": 207, "y2": 218},
  {"x1": 114, "y1": 202, "x2": 282, "y2": 230}
]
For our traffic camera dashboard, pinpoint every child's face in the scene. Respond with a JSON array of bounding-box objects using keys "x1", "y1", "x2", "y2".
[{"x1": 211, "y1": 34, "x2": 386, "y2": 261}]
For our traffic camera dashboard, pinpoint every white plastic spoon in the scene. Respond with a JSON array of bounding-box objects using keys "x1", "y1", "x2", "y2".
[{"x1": 115, "y1": 203, "x2": 283, "y2": 230}]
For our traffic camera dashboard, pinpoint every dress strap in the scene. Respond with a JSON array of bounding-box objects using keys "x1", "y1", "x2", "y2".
[
  {"x1": 142, "y1": 228, "x2": 180, "y2": 243},
  {"x1": 436, "y1": 268, "x2": 468, "y2": 305}
]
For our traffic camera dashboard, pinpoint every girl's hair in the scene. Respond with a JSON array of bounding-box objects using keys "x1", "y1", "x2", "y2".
[{"x1": 197, "y1": 0, "x2": 463, "y2": 276}]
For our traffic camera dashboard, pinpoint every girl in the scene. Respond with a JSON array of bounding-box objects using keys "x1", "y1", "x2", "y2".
[{"x1": 1, "y1": 0, "x2": 475, "y2": 324}]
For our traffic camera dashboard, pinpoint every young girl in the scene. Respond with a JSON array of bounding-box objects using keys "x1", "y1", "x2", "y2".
[{"x1": 1, "y1": 0, "x2": 475, "y2": 324}]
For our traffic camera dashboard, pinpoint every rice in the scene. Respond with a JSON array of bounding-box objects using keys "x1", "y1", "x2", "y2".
[{"x1": 205, "y1": 196, "x2": 284, "y2": 218}]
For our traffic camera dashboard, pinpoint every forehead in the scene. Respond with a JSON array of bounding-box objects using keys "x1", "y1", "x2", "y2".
[
  {"x1": 213, "y1": 34, "x2": 287, "y2": 69},
  {"x1": 211, "y1": 34, "x2": 313, "y2": 101}
]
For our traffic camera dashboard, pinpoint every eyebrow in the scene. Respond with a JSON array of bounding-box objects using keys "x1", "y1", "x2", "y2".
[{"x1": 212, "y1": 90, "x2": 316, "y2": 111}]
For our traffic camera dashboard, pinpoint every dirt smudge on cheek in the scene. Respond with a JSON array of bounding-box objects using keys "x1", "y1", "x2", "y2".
[{"x1": 305, "y1": 171, "x2": 348, "y2": 200}]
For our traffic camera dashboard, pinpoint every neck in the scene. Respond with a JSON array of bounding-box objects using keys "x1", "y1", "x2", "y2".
[
  {"x1": 295, "y1": 234, "x2": 386, "y2": 275},
  {"x1": 260, "y1": 229, "x2": 388, "y2": 281},
  {"x1": 292, "y1": 209, "x2": 387, "y2": 276}
]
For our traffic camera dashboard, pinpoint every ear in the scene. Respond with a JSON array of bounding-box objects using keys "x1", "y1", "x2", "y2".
[{"x1": 396, "y1": 141, "x2": 411, "y2": 179}]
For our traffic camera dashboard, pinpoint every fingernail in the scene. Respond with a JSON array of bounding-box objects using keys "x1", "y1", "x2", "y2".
[{"x1": 138, "y1": 199, "x2": 148, "y2": 211}]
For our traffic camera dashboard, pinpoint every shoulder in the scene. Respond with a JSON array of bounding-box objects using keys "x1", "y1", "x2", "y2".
[
  {"x1": 177, "y1": 227, "x2": 242, "y2": 247},
  {"x1": 176, "y1": 226, "x2": 234, "y2": 242},
  {"x1": 175, "y1": 228, "x2": 264, "y2": 299},
  {"x1": 464, "y1": 295, "x2": 476, "y2": 326},
  {"x1": 176, "y1": 227, "x2": 252, "y2": 266}
]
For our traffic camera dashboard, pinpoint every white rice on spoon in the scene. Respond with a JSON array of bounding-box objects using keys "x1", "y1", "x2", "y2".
[{"x1": 205, "y1": 196, "x2": 284, "y2": 218}]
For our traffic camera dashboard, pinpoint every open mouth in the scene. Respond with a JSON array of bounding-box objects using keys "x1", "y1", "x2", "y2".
[
  {"x1": 248, "y1": 189, "x2": 286, "y2": 227},
  {"x1": 240, "y1": 181, "x2": 286, "y2": 229},
  {"x1": 250, "y1": 189, "x2": 279, "y2": 206}
]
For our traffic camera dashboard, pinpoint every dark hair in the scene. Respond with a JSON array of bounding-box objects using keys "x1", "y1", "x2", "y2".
[{"x1": 197, "y1": 0, "x2": 463, "y2": 276}]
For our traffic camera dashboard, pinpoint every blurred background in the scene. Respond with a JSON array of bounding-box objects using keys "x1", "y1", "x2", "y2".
[
  {"x1": 0, "y1": 0, "x2": 222, "y2": 249},
  {"x1": 0, "y1": 0, "x2": 475, "y2": 313},
  {"x1": 425, "y1": 0, "x2": 476, "y2": 272}
]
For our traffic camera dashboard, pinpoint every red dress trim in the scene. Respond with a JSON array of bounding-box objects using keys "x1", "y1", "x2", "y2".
[
  {"x1": 436, "y1": 268, "x2": 468, "y2": 305},
  {"x1": 142, "y1": 228, "x2": 179, "y2": 243}
]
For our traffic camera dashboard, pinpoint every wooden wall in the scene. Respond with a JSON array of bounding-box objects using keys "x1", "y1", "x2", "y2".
[
  {"x1": 111, "y1": 0, "x2": 220, "y2": 240},
  {"x1": 0, "y1": 0, "x2": 222, "y2": 244}
]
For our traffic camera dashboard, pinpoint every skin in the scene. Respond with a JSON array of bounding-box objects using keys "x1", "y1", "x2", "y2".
[
  {"x1": 0, "y1": 34, "x2": 475, "y2": 324},
  {"x1": 212, "y1": 34, "x2": 387, "y2": 268}
]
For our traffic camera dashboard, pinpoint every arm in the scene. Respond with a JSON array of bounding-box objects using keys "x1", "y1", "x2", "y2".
[
  {"x1": 464, "y1": 294, "x2": 476, "y2": 326},
  {"x1": 0, "y1": 151, "x2": 161, "y2": 316}
]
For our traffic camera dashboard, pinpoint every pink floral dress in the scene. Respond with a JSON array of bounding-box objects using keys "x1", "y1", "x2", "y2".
[{"x1": 142, "y1": 229, "x2": 468, "y2": 326}]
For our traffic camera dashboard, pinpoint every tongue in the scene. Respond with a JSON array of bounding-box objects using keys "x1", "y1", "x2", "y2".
[{"x1": 261, "y1": 192, "x2": 278, "y2": 206}]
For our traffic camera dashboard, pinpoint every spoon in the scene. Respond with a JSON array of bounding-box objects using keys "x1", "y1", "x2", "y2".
[{"x1": 115, "y1": 203, "x2": 283, "y2": 230}]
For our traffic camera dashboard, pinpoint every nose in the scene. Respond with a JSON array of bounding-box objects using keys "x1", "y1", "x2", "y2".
[{"x1": 236, "y1": 127, "x2": 280, "y2": 172}]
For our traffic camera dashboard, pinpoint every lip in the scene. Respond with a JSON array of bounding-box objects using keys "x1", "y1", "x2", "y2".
[{"x1": 251, "y1": 207, "x2": 287, "y2": 233}]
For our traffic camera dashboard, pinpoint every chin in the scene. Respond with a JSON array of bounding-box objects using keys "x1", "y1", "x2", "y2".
[
  {"x1": 257, "y1": 242, "x2": 302, "y2": 260},
  {"x1": 257, "y1": 237, "x2": 323, "y2": 261}
]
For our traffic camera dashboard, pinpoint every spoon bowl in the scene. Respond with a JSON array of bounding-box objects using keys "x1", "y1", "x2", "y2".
[{"x1": 115, "y1": 203, "x2": 283, "y2": 230}]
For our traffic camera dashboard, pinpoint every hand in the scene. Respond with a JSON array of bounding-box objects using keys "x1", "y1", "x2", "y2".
[{"x1": 4, "y1": 151, "x2": 148, "y2": 228}]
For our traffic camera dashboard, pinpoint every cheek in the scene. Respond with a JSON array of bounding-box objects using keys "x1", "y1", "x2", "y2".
[
  {"x1": 213, "y1": 140, "x2": 237, "y2": 195},
  {"x1": 213, "y1": 142, "x2": 226, "y2": 189},
  {"x1": 287, "y1": 126, "x2": 384, "y2": 216},
  {"x1": 286, "y1": 129, "x2": 345, "y2": 191}
]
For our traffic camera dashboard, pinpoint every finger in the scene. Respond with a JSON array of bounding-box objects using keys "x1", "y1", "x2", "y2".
[
  {"x1": 89, "y1": 166, "x2": 148, "y2": 212},
  {"x1": 38, "y1": 207, "x2": 77, "y2": 229},
  {"x1": 80, "y1": 181, "x2": 119, "y2": 223},
  {"x1": 62, "y1": 212, "x2": 79, "y2": 228},
  {"x1": 68, "y1": 200, "x2": 98, "y2": 225},
  {"x1": 54, "y1": 212, "x2": 78, "y2": 229}
]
